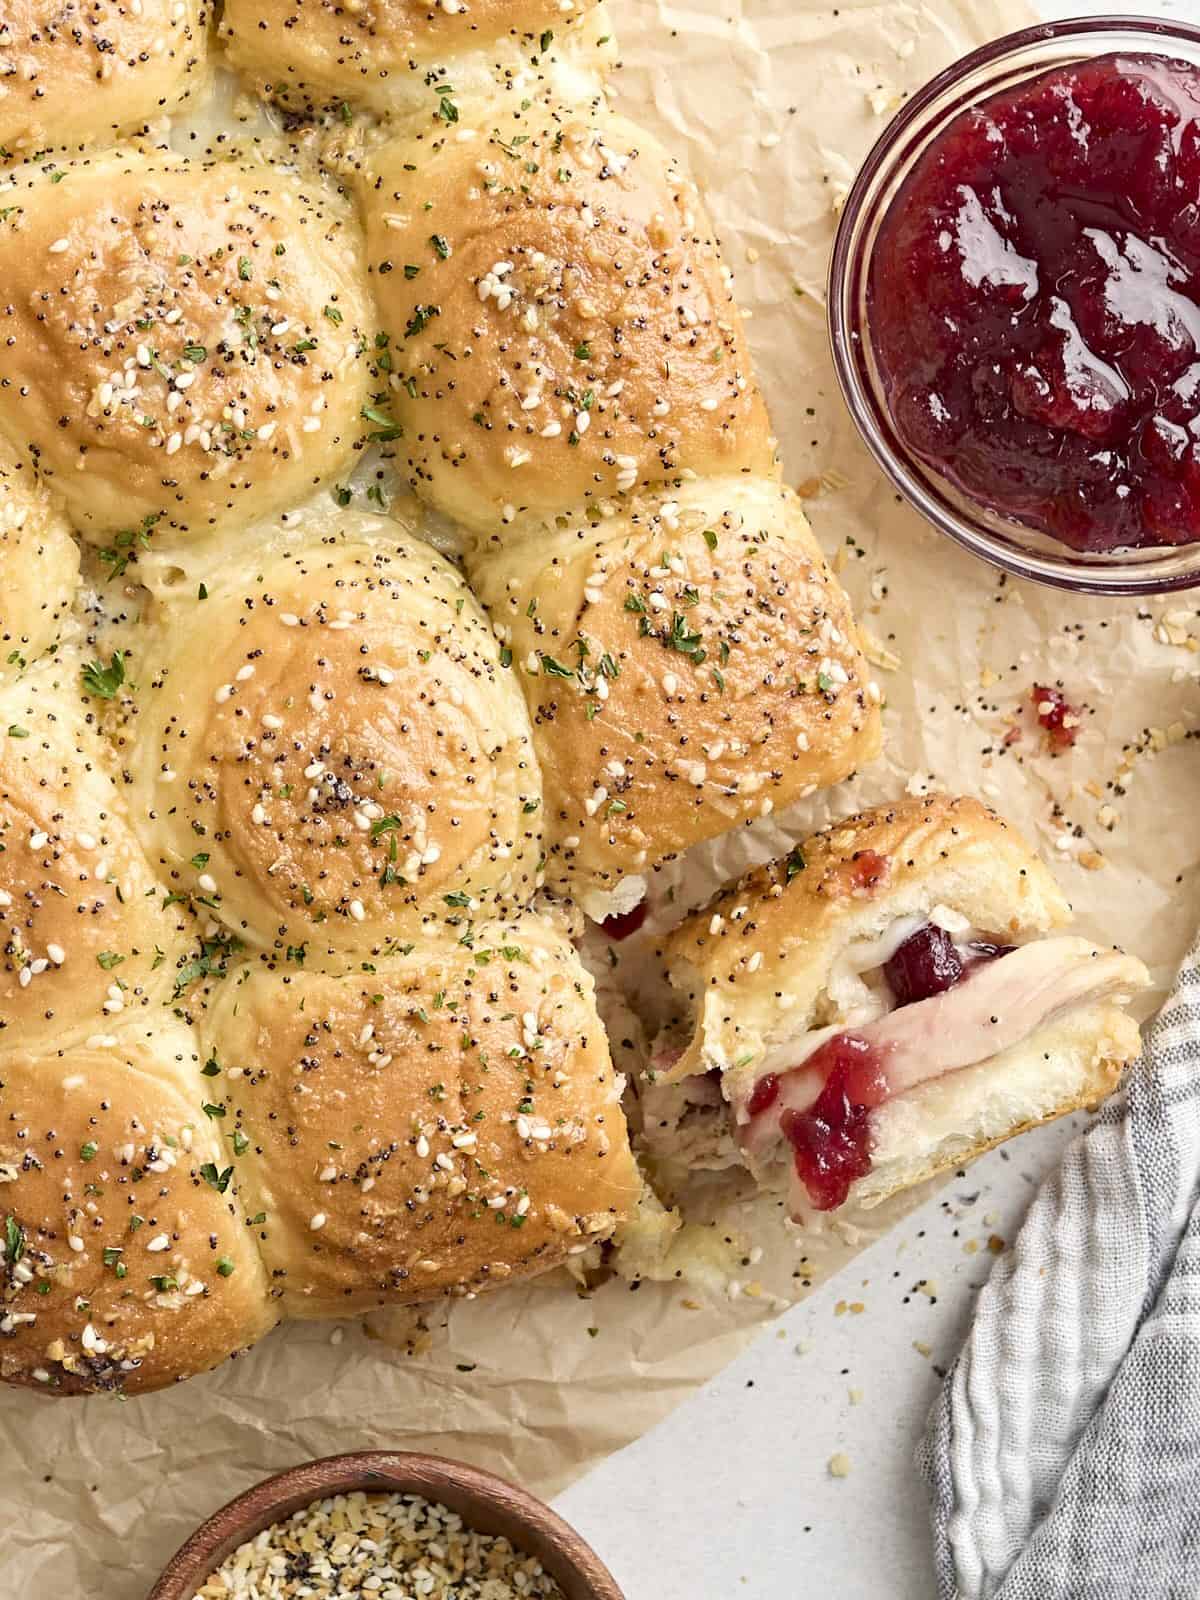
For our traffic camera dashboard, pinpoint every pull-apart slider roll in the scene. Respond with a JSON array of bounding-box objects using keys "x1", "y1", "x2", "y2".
[{"x1": 655, "y1": 796, "x2": 1148, "y2": 1216}]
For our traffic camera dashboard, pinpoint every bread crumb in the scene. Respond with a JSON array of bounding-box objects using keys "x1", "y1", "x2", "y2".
[
  {"x1": 860, "y1": 628, "x2": 902, "y2": 672},
  {"x1": 848, "y1": 1386, "x2": 863, "y2": 1405},
  {"x1": 913, "y1": 1340, "x2": 932, "y2": 1358},
  {"x1": 987, "y1": 1234, "x2": 1006, "y2": 1254},
  {"x1": 828, "y1": 1452, "x2": 852, "y2": 1478}
]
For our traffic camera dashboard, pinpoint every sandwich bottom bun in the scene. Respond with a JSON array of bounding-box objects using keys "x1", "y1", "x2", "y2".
[{"x1": 850, "y1": 1001, "x2": 1138, "y2": 1212}]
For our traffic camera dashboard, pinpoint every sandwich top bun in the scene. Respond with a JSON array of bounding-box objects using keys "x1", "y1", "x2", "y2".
[
  {"x1": 125, "y1": 518, "x2": 544, "y2": 953},
  {"x1": 470, "y1": 477, "x2": 882, "y2": 917},
  {"x1": 0, "y1": 0, "x2": 209, "y2": 157},
  {"x1": 362, "y1": 107, "x2": 775, "y2": 535},
  {"x1": 0, "y1": 151, "x2": 372, "y2": 544},
  {"x1": 199, "y1": 913, "x2": 641, "y2": 1319},
  {"x1": 0, "y1": 443, "x2": 79, "y2": 683},
  {"x1": 0, "y1": 674, "x2": 195, "y2": 1052},
  {"x1": 0, "y1": 1022, "x2": 276, "y2": 1397},
  {"x1": 221, "y1": 0, "x2": 613, "y2": 121}
]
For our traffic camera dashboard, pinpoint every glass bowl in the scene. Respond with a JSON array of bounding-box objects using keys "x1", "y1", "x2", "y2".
[{"x1": 828, "y1": 13, "x2": 1200, "y2": 595}]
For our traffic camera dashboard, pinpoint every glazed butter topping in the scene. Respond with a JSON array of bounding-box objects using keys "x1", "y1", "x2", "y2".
[
  {"x1": 741, "y1": 929, "x2": 1146, "y2": 1211},
  {"x1": 871, "y1": 52, "x2": 1200, "y2": 552}
]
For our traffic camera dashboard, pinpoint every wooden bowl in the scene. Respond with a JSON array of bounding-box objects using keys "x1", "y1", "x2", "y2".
[{"x1": 146, "y1": 1451, "x2": 626, "y2": 1600}]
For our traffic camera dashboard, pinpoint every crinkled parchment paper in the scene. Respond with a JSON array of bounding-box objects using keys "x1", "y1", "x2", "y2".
[{"x1": 4, "y1": 1, "x2": 1199, "y2": 1592}]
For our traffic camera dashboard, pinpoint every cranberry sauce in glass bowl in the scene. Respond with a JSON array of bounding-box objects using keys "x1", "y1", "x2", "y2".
[{"x1": 829, "y1": 17, "x2": 1200, "y2": 594}]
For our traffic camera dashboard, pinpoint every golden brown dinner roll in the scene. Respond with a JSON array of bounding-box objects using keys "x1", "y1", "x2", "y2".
[
  {"x1": 470, "y1": 478, "x2": 882, "y2": 917},
  {"x1": 0, "y1": 0, "x2": 209, "y2": 157},
  {"x1": 0, "y1": 443, "x2": 79, "y2": 682},
  {"x1": 126, "y1": 516, "x2": 543, "y2": 952},
  {"x1": 221, "y1": 0, "x2": 613, "y2": 122},
  {"x1": 0, "y1": 673, "x2": 195, "y2": 1051},
  {"x1": 199, "y1": 913, "x2": 641, "y2": 1318},
  {"x1": 0, "y1": 150, "x2": 372, "y2": 544},
  {"x1": 650, "y1": 796, "x2": 1148, "y2": 1217},
  {"x1": 361, "y1": 107, "x2": 776, "y2": 535},
  {"x1": 0, "y1": 1023, "x2": 277, "y2": 1396}
]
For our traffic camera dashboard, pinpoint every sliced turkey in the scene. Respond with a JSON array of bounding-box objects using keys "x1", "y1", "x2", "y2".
[{"x1": 740, "y1": 936, "x2": 1146, "y2": 1162}]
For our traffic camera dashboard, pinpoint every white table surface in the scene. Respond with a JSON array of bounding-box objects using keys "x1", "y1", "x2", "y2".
[
  {"x1": 553, "y1": 0, "x2": 1185, "y2": 1592},
  {"x1": 555, "y1": 1116, "x2": 1081, "y2": 1599}
]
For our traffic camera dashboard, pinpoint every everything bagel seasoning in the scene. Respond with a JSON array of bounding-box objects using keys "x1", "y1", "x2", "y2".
[{"x1": 197, "y1": 1489, "x2": 567, "y2": 1599}]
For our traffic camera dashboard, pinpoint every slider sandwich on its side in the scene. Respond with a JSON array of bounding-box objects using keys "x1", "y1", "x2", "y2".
[{"x1": 647, "y1": 796, "x2": 1149, "y2": 1219}]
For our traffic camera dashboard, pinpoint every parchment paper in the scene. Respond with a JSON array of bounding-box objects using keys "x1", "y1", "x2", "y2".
[{"x1": 4, "y1": 1, "x2": 1199, "y2": 1593}]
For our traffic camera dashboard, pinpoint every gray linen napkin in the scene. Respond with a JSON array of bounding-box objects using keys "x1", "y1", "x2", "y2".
[{"x1": 919, "y1": 937, "x2": 1200, "y2": 1600}]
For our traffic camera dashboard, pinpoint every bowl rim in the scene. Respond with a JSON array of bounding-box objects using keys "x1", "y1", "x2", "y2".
[
  {"x1": 827, "y1": 12, "x2": 1200, "y2": 595},
  {"x1": 145, "y1": 1450, "x2": 626, "y2": 1600}
]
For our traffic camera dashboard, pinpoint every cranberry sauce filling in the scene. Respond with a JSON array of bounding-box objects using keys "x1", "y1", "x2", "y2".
[
  {"x1": 870, "y1": 53, "x2": 1200, "y2": 552},
  {"x1": 882, "y1": 922, "x2": 1015, "y2": 1006},
  {"x1": 883, "y1": 922, "x2": 964, "y2": 1005},
  {"x1": 746, "y1": 1071, "x2": 781, "y2": 1119},
  {"x1": 745, "y1": 921, "x2": 1014, "y2": 1209},
  {"x1": 600, "y1": 901, "x2": 649, "y2": 940},
  {"x1": 1031, "y1": 683, "x2": 1082, "y2": 750},
  {"x1": 779, "y1": 1034, "x2": 891, "y2": 1212}
]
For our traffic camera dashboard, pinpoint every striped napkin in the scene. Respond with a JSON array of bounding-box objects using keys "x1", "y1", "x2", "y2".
[{"x1": 919, "y1": 935, "x2": 1200, "y2": 1600}]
